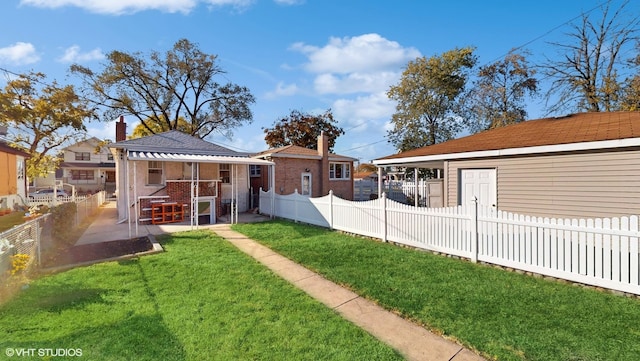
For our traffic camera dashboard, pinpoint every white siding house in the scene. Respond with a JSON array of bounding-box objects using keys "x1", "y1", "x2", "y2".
[{"x1": 374, "y1": 111, "x2": 640, "y2": 218}]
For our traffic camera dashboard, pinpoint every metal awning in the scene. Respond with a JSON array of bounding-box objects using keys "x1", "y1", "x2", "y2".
[{"x1": 127, "y1": 151, "x2": 274, "y2": 165}]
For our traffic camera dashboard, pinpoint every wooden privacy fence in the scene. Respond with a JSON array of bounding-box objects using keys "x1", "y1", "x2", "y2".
[{"x1": 260, "y1": 189, "x2": 640, "y2": 295}]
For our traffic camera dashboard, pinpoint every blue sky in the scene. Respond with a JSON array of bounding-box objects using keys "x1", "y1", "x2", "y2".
[{"x1": 0, "y1": 0, "x2": 633, "y2": 163}]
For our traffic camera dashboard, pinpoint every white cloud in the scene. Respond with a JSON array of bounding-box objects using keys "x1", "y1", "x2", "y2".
[
  {"x1": 332, "y1": 92, "x2": 396, "y2": 132},
  {"x1": 19, "y1": 0, "x2": 254, "y2": 15},
  {"x1": 314, "y1": 71, "x2": 399, "y2": 95},
  {"x1": 264, "y1": 81, "x2": 299, "y2": 99},
  {"x1": 58, "y1": 45, "x2": 104, "y2": 63},
  {"x1": 291, "y1": 33, "x2": 420, "y2": 74},
  {"x1": 0, "y1": 42, "x2": 40, "y2": 65},
  {"x1": 290, "y1": 33, "x2": 419, "y2": 97},
  {"x1": 86, "y1": 120, "x2": 117, "y2": 142}
]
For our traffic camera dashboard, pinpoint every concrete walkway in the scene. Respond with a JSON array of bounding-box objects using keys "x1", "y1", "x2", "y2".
[
  {"x1": 214, "y1": 226, "x2": 485, "y2": 361},
  {"x1": 77, "y1": 202, "x2": 486, "y2": 361}
]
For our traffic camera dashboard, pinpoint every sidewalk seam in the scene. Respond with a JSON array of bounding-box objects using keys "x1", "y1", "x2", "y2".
[{"x1": 332, "y1": 295, "x2": 360, "y2": 309}]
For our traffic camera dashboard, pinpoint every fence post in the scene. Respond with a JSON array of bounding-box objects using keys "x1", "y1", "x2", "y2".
[
  {"x1": 294, "y1": 189, "x2": 299, "y2": 223},
  {"x1": 382, "y1": 192, "x2": 388, "y2": 242},
  {"x1": 36, "y1": 218, "x2": 41, "y2": 266},
  {"x1": 471, "y1": 197, "x2": 478, "y2": 263},
  {"x1": 329, "y1": 190, "x2": 334, "y2": 230}
]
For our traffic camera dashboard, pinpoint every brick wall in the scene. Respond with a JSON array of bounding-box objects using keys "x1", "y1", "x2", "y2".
[{"x1": 166, "y1": 181, "x2": 222, "y2": 217}]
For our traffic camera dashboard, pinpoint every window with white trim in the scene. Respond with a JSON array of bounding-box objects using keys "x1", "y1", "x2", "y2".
[
  {"x1": 148, "y1": 161, "x2": 163, "y2": 185},
  {"x1": 75, "y1": 152, "x2": 91, "y2": 161},
  {"x1": 219, "y1": 164, "x2": 230, "y2": 183},
  {"x1": 329, "y1": 162, "x2": 350, "y2": 180},
  {"x1": 249, "y1": 165, "x2": 261, "y2": 177},
  {"x1": 71, "y1": 170, "x2": 94, "y2": 180}
]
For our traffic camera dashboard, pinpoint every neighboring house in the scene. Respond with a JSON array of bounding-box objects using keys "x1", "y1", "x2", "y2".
[
  {"x1": 57, "y1": 137, "x2": 116, "y2": 195},
  {"x1": 353, "y1": 171, "x2": 379, "y2": 182},
  {"x1": 108, "y1": 124, "x2": 274, "y2": 226},
  {"x1": 374, "y1": 111, "x2": 640, "y2": 219},
  {"x1": 252, "y1": 133, "x2": 356, "y2": 200},
  {"x1": 0, "y1": 138, "x2": 29, "y2": 210}
]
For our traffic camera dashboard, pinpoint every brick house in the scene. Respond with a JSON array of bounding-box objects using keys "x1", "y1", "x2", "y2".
[
  {"x1": 108, "y1": 118, "x2": 274, "y2": 229},
  {"x1": 252, "y1": 133, "x2": 356, "y2": 201}
]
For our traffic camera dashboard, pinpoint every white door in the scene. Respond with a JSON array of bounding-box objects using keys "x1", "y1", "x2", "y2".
[
  {"x1": 460, "y1": 169, "x2": 496, "y2": 208},
  {"x1": 301, "y1": 173, "x2": 312, "y2": 196}
]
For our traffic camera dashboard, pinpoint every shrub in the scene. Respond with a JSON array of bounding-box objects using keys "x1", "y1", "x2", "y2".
[
  {"x1": 50, "y1": 202, "x2": 77, "y2": 247},
  {"x1": 10, "y1": 254, "x2": 29, "y2": 275}
]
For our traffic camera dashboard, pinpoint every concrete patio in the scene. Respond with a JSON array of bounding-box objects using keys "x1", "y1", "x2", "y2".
[{"x1": 76, "y1": 200, "x2": 269, "y2": 245}]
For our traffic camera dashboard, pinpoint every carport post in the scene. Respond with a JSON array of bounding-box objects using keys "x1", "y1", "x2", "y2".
[{"x1": 414, "y1": 167, "x2": 419, "y2": 207}]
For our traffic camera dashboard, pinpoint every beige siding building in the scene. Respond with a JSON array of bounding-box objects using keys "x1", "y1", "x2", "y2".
[{"x1": 375, "y1": 112, "x2": 640, "y2": 219}]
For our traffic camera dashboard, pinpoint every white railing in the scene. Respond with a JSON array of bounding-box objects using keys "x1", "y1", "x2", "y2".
[
  {"x1": 27, "y1": 195, "x2": 89, "y2": 207},
  {"x1": 260, "y1": 189, "x2": 640, "y2": 295},
  {"x1": 354, "y1": 180, "x2": 442, "y2": 206}
]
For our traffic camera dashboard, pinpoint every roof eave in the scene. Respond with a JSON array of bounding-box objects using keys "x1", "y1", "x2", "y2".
[{"x1": 373, "y1": 137, "x2": 640, "y2": 166}]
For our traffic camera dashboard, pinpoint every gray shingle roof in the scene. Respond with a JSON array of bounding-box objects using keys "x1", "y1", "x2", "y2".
[{"x1": 108, "y1": 130, "x2": 244, "y2": 157}]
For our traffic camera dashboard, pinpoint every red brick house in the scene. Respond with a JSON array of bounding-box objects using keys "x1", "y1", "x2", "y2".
[
  {"x1": 108, "y1": 118, "x2": 274, "y2": 231},
  {"x1": 252, "y1": 133, "x2": 356, "y2": 201}
]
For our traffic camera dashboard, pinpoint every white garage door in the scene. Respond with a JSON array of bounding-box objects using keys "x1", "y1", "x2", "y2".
[{"x1": 459, "y1": 169, "x2": 496, "y2": 208}]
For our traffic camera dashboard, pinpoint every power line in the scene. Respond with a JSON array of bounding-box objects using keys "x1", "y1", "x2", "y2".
[
  {"x1": 337, "y1": 139, "x2": 387, "y2": 153},
  {"x1": 484, "y1": 0, "x2": 610, "y2": 65}
]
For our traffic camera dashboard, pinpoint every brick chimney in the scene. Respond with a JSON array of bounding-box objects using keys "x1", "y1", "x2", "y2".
[
  {"x1": 318, "y1": 131, "x2": 330, "y2": 196},
  {"x1": 115, "y1": 115, "x2": 127, "y2": 142}
]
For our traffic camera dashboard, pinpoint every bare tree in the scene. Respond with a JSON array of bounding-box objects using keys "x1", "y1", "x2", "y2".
[{"x1": 542, "y1": 0, "x2": 639, "y2": 114}]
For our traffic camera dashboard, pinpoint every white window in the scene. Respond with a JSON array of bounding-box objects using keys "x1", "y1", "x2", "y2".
[
  {"x1": 148, "y1": 161, "x2": 163, "y2": 185},
  {"x1": 329, "y1": 162, "x2": 351, "y2": 180},
  {"x1": 71, "y1": 170, "x2": 94, "y2": 180},
  {"x1": 75, "y1": 152, "x2": 91, "y2": 161},
  {"x1": 249, "y1": 165, "x2": 261, "y2": 177},
  {"x1": 219, "y1": 164, "x2": 230, "y2": 183}
]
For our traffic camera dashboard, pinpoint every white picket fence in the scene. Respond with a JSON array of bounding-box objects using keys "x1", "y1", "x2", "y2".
[
  {"x1": 260, "y1": 189, "x2": 640, "y2": 295},
  {"x1": 27, "y1": 195, "x2": 89, "y2": 207}
]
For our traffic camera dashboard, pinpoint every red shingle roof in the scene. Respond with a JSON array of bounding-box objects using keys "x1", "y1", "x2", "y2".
[
  {"x1": 254, "y1": 144, "x2": 355, "y2": 161},
  {"x1": 378, "y1": 111, "x2": 640, "y2": 160}
]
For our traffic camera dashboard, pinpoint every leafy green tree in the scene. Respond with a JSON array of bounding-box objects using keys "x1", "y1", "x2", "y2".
[
  {"x1": 0, "y1": 72, "x2": 94, "y2": 178},
  {"x1": 464, "y1": 50, "x2": 538, "y2": 133},
  {"x1": 131, "y1": 116, "x2": 192, "y2": 138},
  {"x1": 620, "y1": 45, "x2": 640, "y2": 111},
  {"x1": 387, "y1": 47, "x2": 477, "y2": 151},
  {"x1": 263, "y1": 109, "x2": 344, "y2": 152},
  {"x1": 542, "y1": 0, "x2": 639, "y2": 113},
  {"x1": 70, "y1": 38, "x2": 255, "y2": 139}
]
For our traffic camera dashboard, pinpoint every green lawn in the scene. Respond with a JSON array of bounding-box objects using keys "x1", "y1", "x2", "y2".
[
  {"x1": 0, "y1": 230, "x2": 403, "y2": 361},
  {"x1": 0, "y1": 211, "x2": 27, "y2": 233},
  {"x1": 233, "y1": 220, "x2": 640, "y2": 361}
]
